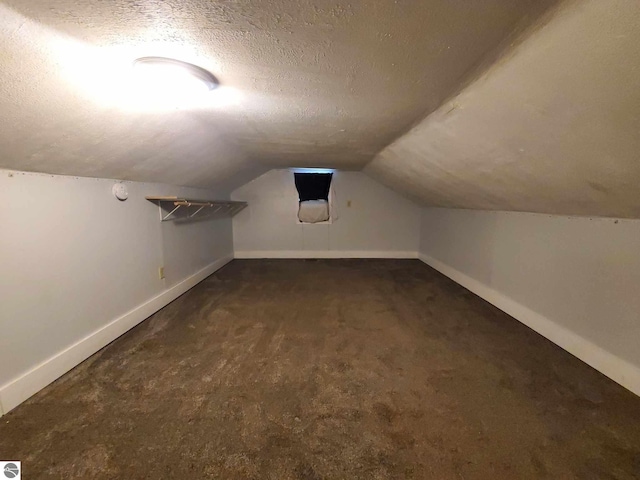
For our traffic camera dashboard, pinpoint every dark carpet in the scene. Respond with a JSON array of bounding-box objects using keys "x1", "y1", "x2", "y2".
[{"x1": 1, "y1": 259, "x2": 639, "y2": 479}]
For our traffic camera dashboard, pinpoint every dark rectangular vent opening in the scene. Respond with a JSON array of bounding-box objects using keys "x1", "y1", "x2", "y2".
[{"x1": 294, "y1": 173, "x2": 333, "y2": 202}]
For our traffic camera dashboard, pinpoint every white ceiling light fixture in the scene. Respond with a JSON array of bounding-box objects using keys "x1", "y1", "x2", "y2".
[
  {"x1": 130, "y1": 56, "x2": 219, "y2": 109},
  {"x1": 133, "y1": 57, "x2": 219, "y2": 91}
]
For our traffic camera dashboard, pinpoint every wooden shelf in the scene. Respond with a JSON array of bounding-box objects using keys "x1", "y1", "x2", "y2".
[{"x1": 146, "y1": 196, "x2": 247, "y2": 222}]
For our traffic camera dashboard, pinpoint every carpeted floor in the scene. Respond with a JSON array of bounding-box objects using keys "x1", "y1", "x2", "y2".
[{"x1": 1, "y1": 259, "x2": 639, "y2": 479}]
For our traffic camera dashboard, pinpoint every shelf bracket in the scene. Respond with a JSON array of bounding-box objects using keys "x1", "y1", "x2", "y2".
[{"x1": 162, "y1": 204, "x2": 183, "y2": 221}]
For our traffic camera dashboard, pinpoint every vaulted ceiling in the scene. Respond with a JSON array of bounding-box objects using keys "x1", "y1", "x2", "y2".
[
  {"x1": 1, "y1": 0, "x2": 638, "y2": 217},
  {"x1": 366, "y1": 0, "x2": 640, "y2": 219}
]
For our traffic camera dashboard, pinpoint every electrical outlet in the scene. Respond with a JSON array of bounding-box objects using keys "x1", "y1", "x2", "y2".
[{"x1": 158, "y1": 266, "x2": 165, "y2": 279}]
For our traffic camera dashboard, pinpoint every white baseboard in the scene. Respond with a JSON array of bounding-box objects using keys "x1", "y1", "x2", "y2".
[
  {"x1": 418, "y1": 253, "x2": 640, "y2": 397},
  {"x1": 0, "y1": 254, "x2": 233, "y2": 416},
  {"x1": 234, "y1": 250, "x2": 419, "y2": 259}
]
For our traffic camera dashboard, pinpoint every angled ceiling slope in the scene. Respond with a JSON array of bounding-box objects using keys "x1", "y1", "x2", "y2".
[
  {"x1": 0, "y1": 0, "x2": 556, "y2": 192},
  {"x1": 366, "y1": 0, "x2": 640, "y2": 219}
]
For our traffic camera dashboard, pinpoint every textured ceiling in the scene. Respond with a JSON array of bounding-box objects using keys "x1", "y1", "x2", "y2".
[
  {"x1": 2, "y1": 0, "x2": 637, "y2": 218},
  {"x1": 365, "y1": 0, "x2": 640, "y2": 218},
  {"x1": 0, "y1": 0, "x2": 555, "y2": 191}
]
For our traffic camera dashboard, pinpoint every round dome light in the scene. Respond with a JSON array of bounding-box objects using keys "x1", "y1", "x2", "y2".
[{"x1": 132, "y1": 57, "x2": 219, "y2": 93}]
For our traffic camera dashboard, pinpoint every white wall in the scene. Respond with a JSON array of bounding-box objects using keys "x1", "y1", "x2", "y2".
[
  {"x1": 0, "y1": 170, "x2": 234, "y2": 415},
  {"x1": 231, "y1": 170, "x2": 421, "y2": 257},
  {"x1": 419, "y1": 207, "x2": 640, "y2": 395}
]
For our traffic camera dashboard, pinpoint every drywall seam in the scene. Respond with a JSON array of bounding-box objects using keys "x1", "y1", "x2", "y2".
[
  {"x1": 234, "y1": 251, "x2": 419, "y2": 259},
  {"x1": 418, "y1": 253, "x2": 640, "y2": 397},
  {"x1": 0, "y1": 254, "x2": 233, "y2": 416}
]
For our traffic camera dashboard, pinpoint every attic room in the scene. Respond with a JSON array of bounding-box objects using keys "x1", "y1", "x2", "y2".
[{"x1": 0, "y1": 0, "x2": 639, "y2": 477}]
